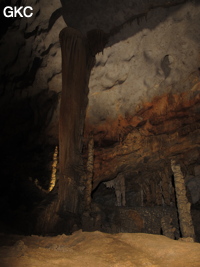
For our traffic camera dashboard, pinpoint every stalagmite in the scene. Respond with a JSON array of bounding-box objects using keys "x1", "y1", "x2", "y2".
[
  {"x1": 150, "y1": 179, "x2": 156, "y2": 204},
  {"x1": 171, "y1": 159, "x2": 195, "y2": 240},
  {"x1": 156, "y1": 181, "x2": 162, "y2": 206},
  {"x1": 140, "y1": 188, "x2": 144, "y2": 207},
  {"x1": 143, "y1": 182, "x2": 151, "y2": 206},
  {"x1": 161, "y1": 215, "x2": 175, "y2": 239},
  {"x1": 84, "y1": 134, "x2": 94, "y2": 210}
]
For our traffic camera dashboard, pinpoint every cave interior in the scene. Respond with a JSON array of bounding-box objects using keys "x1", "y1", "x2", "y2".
[{"x1": 0, "y1": 0, "x2": 200, "y2": 243}]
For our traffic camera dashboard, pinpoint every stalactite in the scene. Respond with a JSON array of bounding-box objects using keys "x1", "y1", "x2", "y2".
[
  {"x1": 116, "y1": 174, "x2": 126, "y2": 206},
  {"x1": 59, "y1": 27, "x2": 88, "y2": 177},
  {"x1": 150, "y1": 179, "x2": 156, "y2": 204},
  {"x1": 171, "y1": 159, "x2": 195, "y2": 240},
  {"x1": 84, "y1": 134, "x2": 94, "y2": 210},
  {"x1": 159, "y1": 167, "x2": 171, "y2": 206},
  {"x1": 48, "y1": 146, "x2": 58, "y2": 192},
  {"x1": 156, "y1": 180, "x2": 162, "y2": 206},
  {"x1": 169, "y1": 178, "x2": 176, "y2": 206},
  {"x1": 104, "y1": 173, "x2": 126, "y2": 206},
  {"x1": 143, "y1": 182, "x2": 151, "y2": 206},
  {"x1": 140, "y1": 188, "x2": 144, "y2": 207}
]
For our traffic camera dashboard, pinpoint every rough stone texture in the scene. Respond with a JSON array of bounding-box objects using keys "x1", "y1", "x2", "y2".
[
  {"x1": 88, "y1": 91, "x2": 200, "y2": 188},
  {"x1": 86, "y1": 2, "x2": 200, "y2": 127},
  {"x1": 61, "y1": 0, "x2": 189, "y2": 34},
  {"x1": 0, "y1": 0, "x2": 66, "y2": 203},
  {"x1": 161, "y1": 215, "x2": 176, "y2": 239},
  {"x1": 35, "y1": 26, "x2": 93, "y2": 235},
  {"x1": 84, "y1": 135, "x2": 94, "y2": 210},
  {"x1": 1, "y1": 0, "x2": 200, "y2": 237},
  {"x1": 2, "y1": 1, "x2": 199, "y2": 148},
  {"x1": 186, "y1": 168, "x2": 200, "y2": 204},
  {"x1": 0, "y1": 0, "x2": 65, "y2": 145},
  {"x1": 83, "y1": 202, "x2": 180, "y2": 237},
  {"x1": 171, "y1": 160, "x2": 195, "y2": 239},
  {"x1": 1, "y1": 230, "x2": 200, "y2": 267}
]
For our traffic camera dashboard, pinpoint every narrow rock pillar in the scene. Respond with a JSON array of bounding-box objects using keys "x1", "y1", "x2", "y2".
[
  {"x1": 84, "y1": 134, "x2": 94, "y2": 210},
  {"x1": 171, "y1": 159, "x2": 195, "y2": 240}
]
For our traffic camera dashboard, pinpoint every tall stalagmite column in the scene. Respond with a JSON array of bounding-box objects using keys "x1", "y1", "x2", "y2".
[
  {"x1": 171, "y1": 159, "x2": 195, "y2": 240},
  {"x1": 35, "y1": 26, "x2": 107, "y2": 235},
  {"x1": 35, "y1": 27, "x2": 92, "y2": 234},
  {"x1": 58, "y1": 27, "x2": 89, "y2": 214}
]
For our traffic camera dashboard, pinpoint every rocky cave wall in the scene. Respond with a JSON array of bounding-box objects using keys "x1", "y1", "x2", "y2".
[
  {"x1": 0, "y1": 0, "x2": 200, "y2": 237},
  {"x1": 0, "y1": 0, "x2": 65, "y2": 194}
]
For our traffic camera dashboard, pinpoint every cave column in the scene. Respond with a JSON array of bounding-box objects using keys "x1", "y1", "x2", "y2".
[
  {"x1": 58, "y1": 27, "x2": 91, "y2": 215},
  {"x1": 35, "y1": 27, "x2": 94, "y2": 234},
  {"x1": 171, "y1": 159, "x2": 195, "y2": 240}
]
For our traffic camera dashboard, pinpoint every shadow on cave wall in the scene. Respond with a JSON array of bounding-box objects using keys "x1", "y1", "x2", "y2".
[
  {"x1": 61, "y1": 0, "x2": 200, "y2": 47},
  {"x1": 0, "y1": 91, "x2": 59, "y2": 233}
]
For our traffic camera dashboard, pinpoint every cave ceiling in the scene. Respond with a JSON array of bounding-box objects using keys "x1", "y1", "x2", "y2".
[{"x1": 60, "y1": 0, "x2": 189, "y2": 34}]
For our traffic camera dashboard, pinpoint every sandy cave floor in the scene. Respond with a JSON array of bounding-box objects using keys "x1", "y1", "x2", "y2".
[{"x1": 0, "y1": 230, "x2": 200, "y2": 267}]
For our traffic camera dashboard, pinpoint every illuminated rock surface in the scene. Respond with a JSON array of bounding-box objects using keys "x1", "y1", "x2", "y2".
[{"x1": 1, "y1": 230, "x2": 200, "y2": 267}]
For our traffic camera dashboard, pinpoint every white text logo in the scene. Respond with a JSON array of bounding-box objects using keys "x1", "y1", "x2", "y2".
[{"x1": 3, "y1": 6, "x2": 33, "y2": 18}]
